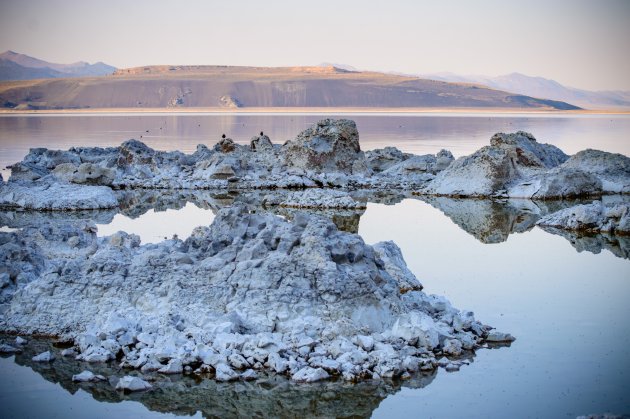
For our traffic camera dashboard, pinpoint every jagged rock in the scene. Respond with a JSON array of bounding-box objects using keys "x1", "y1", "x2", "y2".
[
  {"x1": 72, "y1": 370, "x2": 106, "y2": 382},
  {"x1": 263, "y1": 189, "x2": 366, "y2": 209},
  {"x1": 214, "y1": 137, "x2": 236, "y2": 153},
  {"x1": 509, "y1": 168, "x2": 603, "y2": 199},
  {"x1": 424, "y1": 131, "x2": 568, "y2": 197},
  {"x1": 115, "y1": 376, "x2": 152, "y2": 391},
  {"x1": 559, "y1": 150, "x2": 630, "y2": 194},
  {"x1": 15, "y1": 336, "x2": 28, "y2": 346},
  {"x1": 32, "y1": 350, "x2": 55, "y2": 362},
  {"x1": 250, "y1": 134, "x2": 274, "y2": 152},
  {"x1": 215, "y1": 363, "x2": 239, "y2": 382},
  {"x1": 0, "y1": 204, "x2": 501, "y2": 382},
  {"x1": 537, "y1": 201, "x2": 630, "y2": 234},
  {"x1": 282, "y1": 119, "x2": 367, "y2": 175},
  {"x1": 0, "y1": 180, "x2": 118, "y2": 210},
  {"x1": 0, "y1": 343, "x2": 21, "y2": 353},
  {"x1": 158, "y1": 358, "x2": 183, "y2": 374},
  {"x1": 365, "y1": 147, "x2": 411, "y2": 173},
  {"x1": 291, "y1": 367, "x2": 330, "y2": 383},
  {"x1": 5, "y1": 122, "x2": 625, "y2": 200}
]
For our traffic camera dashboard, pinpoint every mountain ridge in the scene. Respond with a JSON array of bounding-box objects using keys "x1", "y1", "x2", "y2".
[
  {"x1": 0, "y1": 64, "x2": 579, "y2": 110},
  {"x1": 0, "y1": 50, "x2": 116, "y2": 81}
]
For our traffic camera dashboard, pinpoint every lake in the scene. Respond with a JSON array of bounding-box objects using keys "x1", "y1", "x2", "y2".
[{"x1": 1, "y1": 112, "x2": 629, "y2": 418}]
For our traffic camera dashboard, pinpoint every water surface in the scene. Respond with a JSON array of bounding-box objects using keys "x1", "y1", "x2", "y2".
[{"x1": 0, "y1": 113, "x2": 629, "y2": 418}]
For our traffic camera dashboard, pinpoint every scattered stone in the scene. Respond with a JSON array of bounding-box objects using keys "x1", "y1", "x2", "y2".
[
  {"x1": 115, "y1": 376, "x2": 152, "y2": 392},
  {"x1": 291, "y1": 367, "x2": 330, "y2": 383},
  {"x1": 0, "y1": 344, "x2": 21, "y2": 354},
  {"x1": 32, "y1": 351, "x2": 55, "y2": 362},
  {"x1": 485, "y1": 331, "x2": 516, "y2": 342}
]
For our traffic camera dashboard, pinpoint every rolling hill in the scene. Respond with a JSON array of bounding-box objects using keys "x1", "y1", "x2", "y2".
[{"x1": 0, "y1": 64, "x2": 579, "y2": 110}]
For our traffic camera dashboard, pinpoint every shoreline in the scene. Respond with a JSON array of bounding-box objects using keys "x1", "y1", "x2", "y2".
[{"x1": 1, "y1": 106, "x2": 629, "y2": 116}]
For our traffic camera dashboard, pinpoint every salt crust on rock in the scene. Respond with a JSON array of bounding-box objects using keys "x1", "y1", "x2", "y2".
[
  {"x1": 2, "y1": 121, "x2": 626, "y2": 208},
  {"x1": 0, "y1": 204, "x2": 507, "y2": 382},
  {"x1": 537, "y1": 201, "x2": 630, "y2": 235}
]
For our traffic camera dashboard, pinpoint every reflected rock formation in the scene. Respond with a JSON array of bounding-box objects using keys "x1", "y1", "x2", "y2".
[
  {"x1": 5, "y1": 336, "x2": 440, "y2": 419},
  {"x1": 539, "y1": 227, "x2": 630, "y2": 260}
]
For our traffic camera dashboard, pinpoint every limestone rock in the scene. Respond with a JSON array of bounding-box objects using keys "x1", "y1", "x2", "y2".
[
  {"x1": 537, "y1": 201, "x2": 630, "y2": 234},
  {"x1": 282, "y1": 119, "x2": 367, "y2": 175},
  {"x1": 115, "y1": 376, "x2": 152, "y2": 392},
  {"x1": 0, "y1": 180, "x2": 118, "y2": 210},
  {"x1": 32, "y1": 350, "x2": 55, "y2": 362}
]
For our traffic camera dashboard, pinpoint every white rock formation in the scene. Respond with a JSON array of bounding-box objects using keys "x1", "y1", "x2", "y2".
[
  {"x1": 32, "y1": 350, "x2": 55, "y2": 362},
  {"x1": 537, "y1": 201, "x2": 630, "y2": 234},
  {"x1": 0, "y1": 181, "x2": 118, "y2": 210},
  {"x1": 263, "y1": 189, "x2": 366, "y2": 209},
  {"x1": 0, "y1": 204, "x2": 506, "y2": 382},
  {"x1": 115, "y1": 376, "x2": 152, "y2": 392}
]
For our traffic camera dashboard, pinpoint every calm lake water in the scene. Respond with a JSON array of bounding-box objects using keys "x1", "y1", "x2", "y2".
[{"x1": 1, "y1": 112, "x2": 629, "y2": 418}]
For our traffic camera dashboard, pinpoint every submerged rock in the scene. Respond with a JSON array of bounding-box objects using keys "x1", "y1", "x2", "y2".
[
  {"x1": 72, "y1": 370, "x2": 106, "y2": 382},
  {"x1": 32, "y1": 351, "x2": 55, "y2": 362},
  {"x1": 115, "y1": 376, "x2": 152, "y2": 392}
]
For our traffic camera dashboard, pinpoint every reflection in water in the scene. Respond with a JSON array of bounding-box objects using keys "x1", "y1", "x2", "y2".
[
  {"x1": 538, "y1": 227, "x2": 630, "y2": 260},
  {"x1": 1, "y1": 189, "x2": 628, "y2": 259},
  {"x1": 2, "y1": 336, "x2": 440, "y2": 419}
]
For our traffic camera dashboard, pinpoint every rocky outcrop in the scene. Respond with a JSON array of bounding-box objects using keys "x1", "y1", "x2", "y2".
[
  {"x1": 262, "y1": 189, "x2": 366, "y2": 209},
  {"x1": 281, "y1": 119, "x2": 367, "y2": 175},
  {"x1": 423, "y1": 132, "x2": 629, "y2": 199},
  {"x1": 0, "y1": 180, "x2": 118, "y2": 210},
  {"x1": 423, "y1": 131, "x2": 568, "y2": 197},
  {"x1": 537, "y1": 201, "x2": 630, "y2": 235},
  {"x1": 0, "y1": 204, "x2": 508, "y2": 382},
  {"x1": 3, "y1": 122, "x2": 625, "y2": 210},
  {"x1": 4, "y1": 334, "x2": 439, "y2": 418}
]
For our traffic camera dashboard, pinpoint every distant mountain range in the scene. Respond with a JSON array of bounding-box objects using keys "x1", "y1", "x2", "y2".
[
  {"x1": 0, "y1": 50, "x2": 116, "y2": 81},
  {"x1": 0, "y1": 64, "x2": 579, "y2": 110},
  {"x1": 416, "y1": 71, "x2": 630, "y2": 110}
]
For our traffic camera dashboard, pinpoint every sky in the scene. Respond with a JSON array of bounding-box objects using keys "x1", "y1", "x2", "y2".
[{"x1": 0, "y1": 0, "x2": 628, "y2": 91}]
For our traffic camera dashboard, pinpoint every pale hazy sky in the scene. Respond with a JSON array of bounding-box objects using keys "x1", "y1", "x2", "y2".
[{"x1": 0, "y1": 0, "x2": 628, "y2": 91}]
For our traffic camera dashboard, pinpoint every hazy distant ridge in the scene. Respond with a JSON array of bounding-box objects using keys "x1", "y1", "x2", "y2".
[
  {"x1": 417, "y1": 71, "x2": 630, "y2": 110},
  {"x1": 0, "y1": 63, "x2": 579, "y2": 110},
  {"x1": 0, "y1": 50, "x2": 116, "y2": 81}
]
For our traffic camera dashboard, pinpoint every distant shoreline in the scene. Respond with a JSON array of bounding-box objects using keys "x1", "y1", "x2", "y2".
[{"x1": 1, "y1": 107, "x2": 629, "y2": 115}]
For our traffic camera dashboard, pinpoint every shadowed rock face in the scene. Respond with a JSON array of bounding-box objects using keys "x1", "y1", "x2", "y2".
[
  {"x1": 537, "y1": 201, "x2": 630, "y2": 235},
  {"x1": 2, "y1": 335, "x2": 441, "y2": 419},
  {"x1": 1, "y1": 202, "x2": 503, "y2": 384},
  {"x1": 423, "y1": 131, "x2": 569, "y2": 197},
  {"x1": 282, "y1": 119, "x2": 366, "y2": 175}
]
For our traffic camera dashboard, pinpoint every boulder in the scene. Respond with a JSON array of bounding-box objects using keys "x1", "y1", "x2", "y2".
[
  {"x1": 537, "y1": 201, "x2": 630, "y2": 235},
  {"x1": 424, "y1": 131, "x2": 568, "y2": 197},
  {"x1": 250, "y1": 134, "x2": 274, "y2": 152},
  {"x1": 115, "y1": 376, "x2": 152, "y2": 392},
  {"x1": 282, "y1": 119, "x2": 367, "y2": 175},
  {"x1": 32, "y1": 351, "x2": 55, "y2": 362}
]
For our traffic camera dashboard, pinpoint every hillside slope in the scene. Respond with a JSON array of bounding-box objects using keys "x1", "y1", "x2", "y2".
[
  {"x1": 0, "y1": 50, "x2": 116, "y2": 81},
  {"x1": 0, "y1": 65, "x2": 579, "y2": 110}
]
